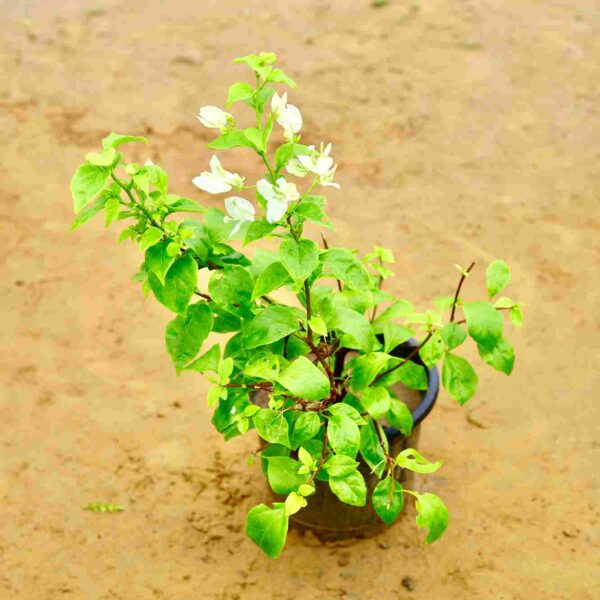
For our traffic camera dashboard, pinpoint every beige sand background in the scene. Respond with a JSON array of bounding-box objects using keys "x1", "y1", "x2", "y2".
[{"x1": 1, "y1": 1, "x2": 599, "y2": 598}]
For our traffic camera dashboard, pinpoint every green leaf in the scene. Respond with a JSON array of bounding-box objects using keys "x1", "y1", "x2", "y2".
[
  {"x1": 359, "y1": 420, "x2": 386, "y2": 478},
  {"x1": 373, "y1": 477, "x2": 404, "y2": 525},
  {"x1": 324, "y1": 454, "x2": 359, "y2": 478},
  {"x1": 327, "y1": 402, "x2": 366, "y2": 425},
  {"x1": 104, "y1": 195, "x2": 120, "y2": 227},
  {"x1": 274, "y1": 143, "x2": 312, "y2": 171},
  {"x1": 265, "y1": 67, "x2": 297, "y2": 87},
  {"x1": 244, "y1": 351, "x2": 286, "y2": 380},
  {"x1": 327, "y1": 413, "x2": 360, "y2": 458},
  {"x1": 373, "y1": 299, "x2": 415, "y2": 327},
  {"x1": 321, "y1": 248, "x2": 371, "y2": 290},
  {"x1": 184, "y1": 343, "x2": 220, "y2": 373},
  {"x1": 329, "y1": 470, "x2": 367, "y2": 507},
  {"x1": 244, "y1": 127, "x2": 264, "y2": 152},
  {"x1": 396, "y1": 448, "x2": 442, "y2": 474},
  {"x1": 246, "y1": 503, "x2": 289, "y2": 558},
  {"x1": 419, "y1": 332, "x2": 446, "y2": 369},
  {"x1": 276, "y1": 356, "x2": 330, "y2": 401},
  {"x1": 439, "y1": 322, "x2": 467, "y2": 350},
  {"x1": 254, "y1": 409, "x2": 290, "y2": 447},
  {"x1": 145, "y1": 240, "x2": 176, "y2": 285},
  {"x1": 308, "y1": 316, "x2": 327, "y2": 337},
  {"x1": 330, "y1": 308, "x2": 376, "y2": 353},
  {"x1": 101, "y1": 133, "x2": 148, "y2": 150},
  {"x1": 244, "y1": 220, "x2": 278, "y2": 245},
  {"x1": 284, "y1": 491, "x2": 307, "y2": 516},
  {"x1": 165, "y1": 195, "x2": 206, "y2": 214},
  {"x1": 279, "y1": 238, "x2": 319, "y2": 283},
  {"x1": 165, "y1": 303, "x2": 213, "y2": 373},
  {"x1": 510, "y1": 305, "x2": 524, "y2": 328},
  {"x1": 478, "y1": 337, "x2": 515, "y2": 375},
  {"x1": 377, "y1": 359, "x2": 428, "y2": 390},
  {"x1": 387, "y1": 397, "x2": 413, "y2": 436},
  {"x1": 266, "y1": 456, "x2": 309, "y2": 494},
  {"x1": 70, "y1": 193, "x2": 109, "y2": 230},
  {"x1": 382, "y1": 323, "x2": 414, "y2": 353},
  {"x1": 350, "y1": 352, "x2": 391, "y2": 391},
  {"x1": 252, "y1": 261, "x2": 292, "y2": 300},
  {"x1": 361, "y1": 386, "x2": 390, "y2": 420},
  {"x1": 243, "y1": 306, "x2": 299, "y2": 350},
  {"x1": 208, "y1": 130, "x2": 255, "y2": 150},
  {"x1": 442, "y1": 352, "x2": 478, "y2": 405},
  {"x1": 463, "y1": 301, "x2": 503, "y2": 352},
  {"x1": 139, "y1": 226, "x2": 164, "y2": 250},
  {"x1": 226, "y1": 82, "x2": 255, "y2": 107},
  {"x1": 148, "y1": 252, "x2": 197, "y2": 314},
  {"x1": 71, "y1": 164, "x2": 111, "y2": 213},
  {"x1": 486, "y1": 260, "x2": 511, "y2": 299},
  {"x1": 290, "y1": 412, "x2": 321, "y2": 449},
  {"x1": 414, "y1": 492, "x2": 449, "y2": 544},
  {"x1": 85, "y1": 146, "x2": 117, "y2": 167},
  {"x1": 209, "y1": 265, "x2": 254, "y2": 312}
]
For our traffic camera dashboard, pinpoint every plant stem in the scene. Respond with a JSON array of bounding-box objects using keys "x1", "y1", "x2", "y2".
[
  {"x1": 321, "y1": 233, "x2": 342, "y2": 291},
  {"x1": 450, "y1": 261, "x2": 475, "y2": 322},
  {"x1": 111, "y1": 173, "x2": 161, "y2": 229}
]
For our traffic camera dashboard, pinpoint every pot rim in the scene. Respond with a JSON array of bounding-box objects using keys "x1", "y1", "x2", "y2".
[{"x1": 382, "y1": 337, "x2": 439, "y2": 438}]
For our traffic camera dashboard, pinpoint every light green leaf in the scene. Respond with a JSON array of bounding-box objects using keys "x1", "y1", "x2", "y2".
[
  {"x1": 209, "y1": 265, "x2": 254, "y2": 311},
  {"x1": 266, "y1": 456, "x2": 309, "y2": 494},
  {"x1": 324, "y1": 454, "x2": 359, "y2": 478},
  {"x1": 321, "y1": 248, "x2": 371, "y2": 290},
  {"x1": 104, "y1": 195, "x2": 120, "y2": 227},
  {"x1": 327, "y1": 413, "x2": 360, "y2": 458},
  {"x1": 419, "y1": 332, "x2": 446, "y2": 369},
  {"x1": 252, "y1": 261, "x2": 292, "y2": 300},
  {"x1": 361, "y1": 386, "x2": 390, "y2": 420},
  {"x1": 360, "y1": 420, "x2": 386, "y2": 478},
  {"x1": 226, "y1": 82, "x2": 255, "y2": 107},
  {"x1": 478, "y1": 337, "x2": 515, "y2": 375},
  {"x1": 276, "y1": 356, "x2": 330, "y2": 401},
  {"x1": 70, "y1": 193, "x2": 109, "y2": 230},
  {"x1": 439, "y1": 322, "x2": 467, "y2": 351},
  {"x1": 244, "y1": 220, "x2": 278, "y2": 245},
  {"x1": 396, "y1": 448, "x2": 442, "y2": 474},
  {"x1": 145, "y1": 240, "x2": 176, "y2": 285},
  {"x1": 101, "y1": 133, "x2": 148, "y2": 150},
  {"x1": 350, "y1": 352, "x2": 391, "y2": 391},
  {"x1": 208, "y1": 130, "x2": 255, "y2": 150},
  {"x1": 327, "y1": 403, "x2": 366, "y2": 425},
  {"x1": 290, "y1": 412, "x2": 321, "y2": 449},
  {"x1": 329, "y1": 470, "x2": 367, "y2": 507},
  {"x1": 442, "y1": 352, "x2": 478, "y2": 405},
  {"x1": 486, "y1": 260, "x2": 511, "y2": 299},
  {"x1": 165, "y1": 195, "x2": 205, "y2": 214},
  {"x1": 71, "y1": 164, "x2": 111, "y2": 213},
  {"x1": 85, "y1": 146, "x2": 117, "y2": 166},
  {"x1": 510, "y1": 305, "x2": 524, "y2": 328},
  {"x1": 253, "y1": 408, "x2": 290, "y2": 447},
  {"x1": 284, "y1": 491, "x2": 307, "y2": 516},
  {"x1": 243, "y1": 306, "x2": 298, "y2": 350},
  {"x1": 414, "y1": 492, "x2": 449, "y2": 544},
  {"x1": 377, "y1": 359, "x2": 428, "y2": 390},
  {"x1": 279, "y1": 238, "x2": 319, "y2": 283},
  {"x1": 330, "y1": 308, "x2": 376, "y2": 353},
  {"x1": 148, "y1": 252, "x2": 197, "y2": 313},
  {"x1": 165, "y1": 302, "x2": 213, "y2": 373},
  {"x1": 383, "y1": 322, "x2": 414, "y2": 353},
  {"x1": 184, "y1": 343, "x2": 220, "y2": 373},
  {"x1": 373, "y1": 477, "x2": 404, "y2": 525},
  {"x1": 463, "y1": 301, "x2": 503, "y2": 352},
  {"x1": 246, "y1": 503, "x2": 289, "y2": 558},
  {"x1": 372, "y1": 299, "x2": 415, "y2": 327},
  {"x1": 244, "y1": 127, "x2": 264, "y2": 152},
  {"x1": 139, "y1": 226, "x2": 164, "y2": 250},
  {"x1": 387, "y1": 397, "x2": 413, "y2": 436},
  {"x1": 308, "y1": 316, "x2": 327, "y2": 337}
]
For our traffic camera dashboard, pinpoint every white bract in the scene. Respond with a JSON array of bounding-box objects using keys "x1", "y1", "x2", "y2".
[
  {"x1": 286, "y1": 142, "x2": 340, "y2": 189},
  {"x1": 192, "y1": 155, "x2": 244, "y2": 194},
  {"x1": 271, "y1": 92, "x2": 302, "y2": 142},
  {"x1": 197, "y1": 105, "x2": 234, "y2": 130},
  {"x1": 224, "y1": 196, "x2": 255, "y2": 237},
  {"x1": 257, "y1": 177, "x2": 300, "y2": 223}
]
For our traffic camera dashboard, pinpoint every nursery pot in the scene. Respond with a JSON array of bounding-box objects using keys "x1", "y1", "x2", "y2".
[{"x1": 256, "y1": 338, "x2": 439, "y2": 540}]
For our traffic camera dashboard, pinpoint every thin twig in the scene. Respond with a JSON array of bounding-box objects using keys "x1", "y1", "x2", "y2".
[
  {"x1": 373, "y1": 332, "x2": 433, "y2": 385},
  {"x1": 450, "y1": 261, "x2": 475, "y2": 322}
]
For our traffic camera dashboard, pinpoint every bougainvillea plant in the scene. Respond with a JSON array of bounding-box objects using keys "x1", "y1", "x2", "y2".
[{"x1": 69, "y1": 52, "x2": 524, "y2": 558}]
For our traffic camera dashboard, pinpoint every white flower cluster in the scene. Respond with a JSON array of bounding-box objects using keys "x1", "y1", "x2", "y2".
[{"x1": 193, "y1": 95, "x2": 339, "y2": 236}]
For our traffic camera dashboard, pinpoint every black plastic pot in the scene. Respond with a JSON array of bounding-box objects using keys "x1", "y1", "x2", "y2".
[{"x1": 258, "y1": 338, "x2": 439, "y2": 540}]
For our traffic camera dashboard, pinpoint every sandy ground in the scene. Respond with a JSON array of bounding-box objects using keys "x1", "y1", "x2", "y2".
[{"x1": 1, "y1": 1, "x2": 599, "y2": 598}]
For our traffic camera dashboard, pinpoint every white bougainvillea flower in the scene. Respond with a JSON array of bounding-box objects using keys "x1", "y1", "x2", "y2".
[
  {"x1": 271, "y1": 92, "x2": 302, "y2": 142},
  {"x1": 144, "y1": 158, "x2": 155, "y2": 167},
  {"x1": 192, "y1": 155, "x2": 244, "y2": 194},
  {"x1": 286, "y1": 142, "x2": 340, "y2": 188},
  {"x1": 257, "y1": 177, "x2": 300, "y2": 223},
  {"x1": 224, "y1": 196, "x2": 255, "y2": 237},
  {"x1": 197, "y1": 105, "x2": 234, "y2": 131}
]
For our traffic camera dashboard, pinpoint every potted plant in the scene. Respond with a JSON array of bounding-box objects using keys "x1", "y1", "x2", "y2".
[{"x1": 69, "y1": 52, "x2": 524, "y2": 558}]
